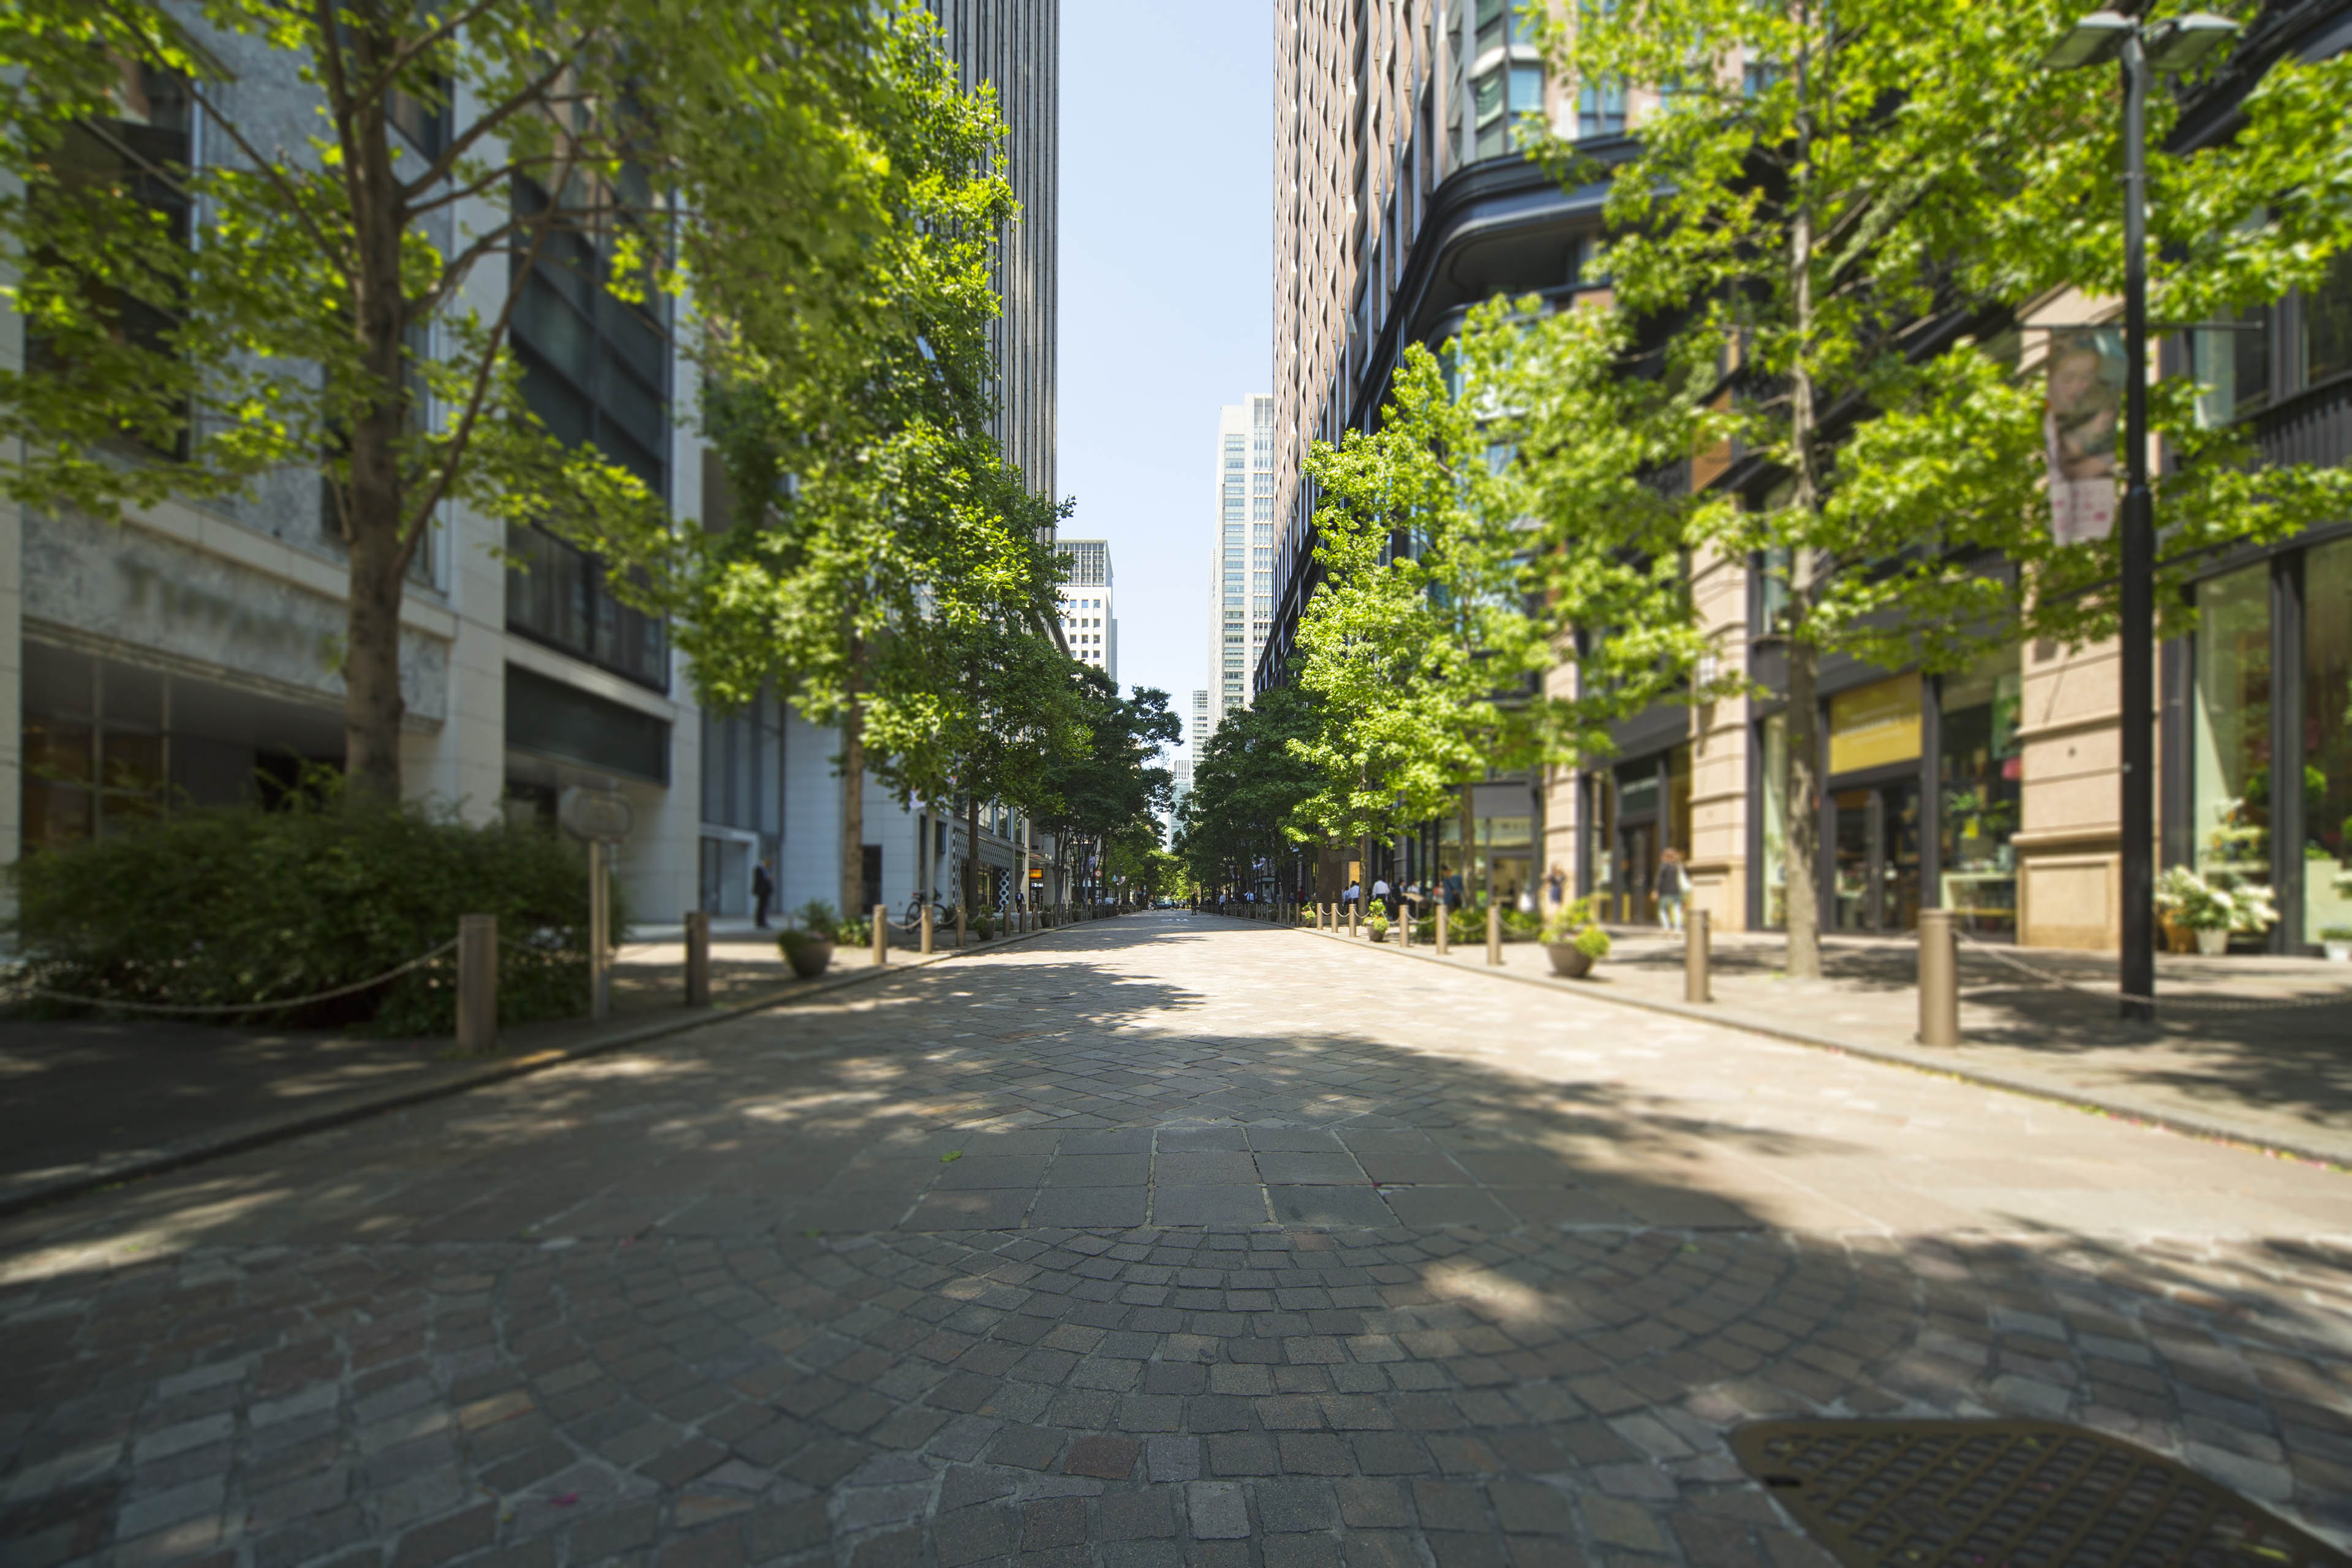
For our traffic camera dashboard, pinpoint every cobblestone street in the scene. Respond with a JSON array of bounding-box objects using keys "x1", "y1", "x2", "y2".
[{"x1": 5, "y1": 912, "x2": 2351, "y2": 1568}]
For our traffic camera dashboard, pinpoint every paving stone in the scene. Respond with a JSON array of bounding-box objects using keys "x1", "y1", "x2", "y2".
[{"x1": 9, "y1": 916, "x2": 2352, "y2": 1567}]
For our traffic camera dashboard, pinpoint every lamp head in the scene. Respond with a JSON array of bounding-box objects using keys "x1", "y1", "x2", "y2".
[
  {"x1": 2145, "y1": 12, "x2": 2240, "y2": 72},
  {"x1": 2040, "y1": 9, "x2": 2132, "y2": 69}
]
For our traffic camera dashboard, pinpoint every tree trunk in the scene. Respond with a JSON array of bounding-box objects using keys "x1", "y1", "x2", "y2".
[
  {"x1": 1458, "y1": 786, "x2": 1477, "y2": 908},
  {"x1": 1783, "y1": 12, "x2": 1825, "y2": 979},
  {"x1": 840, "y1": 670, "x2": 865, "y2": 919},
  {"x1": 1784, "y1": 617, "x2": 1823, "y2": 978},
  {"x1": 965, "y1": 791, "x2": 981, "y2": 913},
  {"x1": 338, "y1": 64, "x2": 414, "y2": 806}
]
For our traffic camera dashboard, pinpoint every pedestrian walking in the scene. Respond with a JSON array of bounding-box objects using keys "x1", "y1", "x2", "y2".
[
  {"x1": 1371, "y1": 873, "x2": 1392, "y2": 919},
  {"x1": 752, "y1": 859, "x2": 774, "y2": 929},
  {"x1": 1656, "y1": 848, "x2": 1689, "y2": 932},
  {"x1": 1545, "y1": 862, "x2": 1568, "y2": 910},
  {"x1": 1443, "y1": 871, "x2": 1463, "y2": 910}
]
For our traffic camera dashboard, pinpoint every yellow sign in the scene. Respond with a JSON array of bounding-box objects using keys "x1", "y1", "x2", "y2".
[{"x1": 1829, "y1": 673, "x2": 1922, "y2": 775}]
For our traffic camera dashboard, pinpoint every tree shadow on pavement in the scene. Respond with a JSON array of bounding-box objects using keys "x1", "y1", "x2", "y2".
[{"x1": 2, "y1": 914, "x2": 2349, "y2": 1566}]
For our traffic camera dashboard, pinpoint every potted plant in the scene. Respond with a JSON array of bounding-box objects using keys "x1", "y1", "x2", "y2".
[
  {"x1": 2320, "y1": 925, "x2": 2352, "y2": 963},
  {"x1": 1366, "y1": 910, "x2": 1390, "y2": 943},
  {"x1": 2154, "y1": 867, "x2": 2274, "y2": 956},
  {"x1": 1540, "y1": 900, "x2": 1611, "y2": 979},
  {"x1": 778, "y1": 899, "x2": 839, "y2": 979}
]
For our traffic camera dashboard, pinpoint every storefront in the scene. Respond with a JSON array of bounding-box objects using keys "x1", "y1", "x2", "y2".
[
  {"x1": 1581, "y1": 746, "x2": 1693, "y2": 924},
  {"x1": 1748, "y1": 652, "x2": 2023, "y2": 938},
  {"x1": 2182, "y1": 529, "x2": 2352, "y2": 950}
]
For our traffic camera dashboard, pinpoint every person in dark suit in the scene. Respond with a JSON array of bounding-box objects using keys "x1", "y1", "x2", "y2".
[{"x1": 752, "y1": 860, "x2": 774, "y2": 929}]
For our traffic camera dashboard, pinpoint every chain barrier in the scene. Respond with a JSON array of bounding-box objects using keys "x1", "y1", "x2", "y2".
[
  {"x1": 1951, "y1": 929, "x2": 2352, "y2": 1014},
  {"x1": 3, "y1": 938, "x2": 460, "y2": 1017}
]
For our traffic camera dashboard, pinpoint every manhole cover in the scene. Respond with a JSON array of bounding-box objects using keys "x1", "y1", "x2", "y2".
[{"x1": 1730, "y1": 1419, "x2": 2347, "y2": 1567}]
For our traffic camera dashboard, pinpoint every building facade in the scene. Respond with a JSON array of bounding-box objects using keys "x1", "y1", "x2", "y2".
[
  {"x1": 1267, "y1": 0, "x2": 1611, "y2": 905},
  {"x1": 1055, "y1": 538, "x2": 1115, "y2": 685},
  {"x1": 1265, "y1": 0, "x2": 2351, "y2": 952},
  {"x1": 7, "y1": 34, "x2": 706, "y2": 923},
  {"x1": 1208, "y1": 398, "x2": 1277, "y2": 737},
  {"x1": 726, "y1": 1, "x2": 1061, "y2": 924}
]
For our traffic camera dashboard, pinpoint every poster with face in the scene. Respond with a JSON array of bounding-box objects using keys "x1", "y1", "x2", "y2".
[{"x1": 2046, "y1": 328, "x2": 2125, "y2": 545}]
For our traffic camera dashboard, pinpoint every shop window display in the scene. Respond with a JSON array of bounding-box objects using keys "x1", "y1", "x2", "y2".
[
  {"x1": 2192, "y1": 564, "x2": 2274, "y2": 930},
  {"x1": 1939, "y1": 650, "x2": 2023, "y2": 938},
  {"x1": 2306, "y1": 538, "x2": 2352, "y2": 940}
]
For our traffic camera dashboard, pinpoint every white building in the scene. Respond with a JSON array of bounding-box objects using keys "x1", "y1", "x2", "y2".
[
  {"x1": 1055, "y1": 538, "x2": 1115, "y2": 687},
  {"x1": 1207, "y1": 398, "x2": 1276, "y2": 737}
]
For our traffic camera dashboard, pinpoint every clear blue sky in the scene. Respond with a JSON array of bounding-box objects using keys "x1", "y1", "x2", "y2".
[{"x1": 1057, "y1": 2, "x2": 1271, "y2": 756}]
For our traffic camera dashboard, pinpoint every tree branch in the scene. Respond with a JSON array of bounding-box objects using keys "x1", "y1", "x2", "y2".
[
  {"x1": 398, "y1": 39, "x2": 595, "y2": 203},
  {"x1": 396, "y1": 213, "x2": 555, "y2": 570}
]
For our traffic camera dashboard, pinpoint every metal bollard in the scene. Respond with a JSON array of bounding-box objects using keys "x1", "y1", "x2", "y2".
[
  {"x1": 1348, "y1": 902, "x2": 1358, "y2": 938},
  {"x1": 1436, "y1": 903, "x2": 1450, "y2": 956},
  {"x1": 1685, "y1": 909, "x2": 1711, "y2": 1004},
  {"x1": 872, "y1": 903, "x2": 889, "y2": 967},
  {"x1": 1486, "y1": 902, "x2": 1502, "y2": 967},
  {"x1": 1401, "y1": 903, "x2": 1413, "y2": 947},
  {"x1": 458, "y1": 913, "x2": 497, "y2": 1052},
  {"x1": 921, "y1": 902, "x2": 935, "y2": 956},
  {"x1": 1918, "y1": 908, "x2": 1959, "y2": 1047},
  {"x1": 957, "y1": 904, "x2": 967, "y2": 949},
  {"x1": 684, "y1": 909, "x2": 710, "y2": 1008}
]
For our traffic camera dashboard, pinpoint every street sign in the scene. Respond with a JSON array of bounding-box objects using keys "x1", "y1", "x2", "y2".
[{"x1": 559, "y1": 787, "x2": 634, "y2": 844}]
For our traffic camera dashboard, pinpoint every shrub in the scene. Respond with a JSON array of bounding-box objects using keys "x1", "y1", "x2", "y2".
[
  {"x1": 788, "y1": 899, "x2": 841, "y2": 941},
  {"x1": 1366, "y1": 910, "x2": 1390, "y2": 937},
  {"x1": 1574, "y1": 924, "x2": 1613, "y2": 960},
  {"x1": 7, "y1": 794, "x2": 619, "y2": 1034},
  {"x1": 1539, "y1": 899, "x2": 1597, "y2": 946},
  {"x1": 837, "y1": 913, "x2": 873, "y2": 948}
]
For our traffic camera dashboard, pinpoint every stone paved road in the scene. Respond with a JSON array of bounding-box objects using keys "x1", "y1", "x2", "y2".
[{"x1": 4, "y1": 912, "x2": 2351, "y2": 1568}]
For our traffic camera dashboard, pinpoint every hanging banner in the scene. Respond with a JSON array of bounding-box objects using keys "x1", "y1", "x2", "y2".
[{"x1": 2045, "y1": 328, "x2": 2124, "y2": 546}]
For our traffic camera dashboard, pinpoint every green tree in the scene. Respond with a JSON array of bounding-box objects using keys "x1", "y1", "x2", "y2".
[
  {"x1": 647, "y1": 23, "x2": 1052, "y2": 919},
  {"x1": 1292, "y1": 301, "x2": 1717, "y2": 901},
  {"x1": 1, "y1": 0, "x2": 963, "y2": 800},
  {"x1": 1036, "y1": 674, "x2": 1180, "y2": 907},
  {"x1": 1176, "y1": 689, "x2": 1321, "y2": 900},
  {"x1": 1549, "y1": 0, "x2": 2352, "y2": 973}
]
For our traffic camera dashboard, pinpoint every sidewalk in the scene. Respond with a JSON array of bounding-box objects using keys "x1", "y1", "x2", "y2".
[
  {"x1": 0, "y1": 918, "x2": 1037, "y2": 1216},
  {"x1": 1280, "y1": 912, "x2": 2352, "y2": 1167}
]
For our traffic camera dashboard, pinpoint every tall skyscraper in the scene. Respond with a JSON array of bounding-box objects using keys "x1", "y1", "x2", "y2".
[
  {"x1": 930, "y1": 1, "x2": 1058, "y2": 502},
  {"x1": 1054, "y1": 538, "x2": 1115, "y2": 686},
  {"x1": 1207, "y1": 398, "x2": 1276, "y2": 736}
]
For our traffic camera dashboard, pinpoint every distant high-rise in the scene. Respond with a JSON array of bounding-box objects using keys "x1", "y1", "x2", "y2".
[
  {"x1": 1207, "y1": 398, "x2": 1275, "y2": 736},
  {"x1": 1054, "y1": 538, "x2": 1115, "y2": 687},
  {"x1": 930, "y1": 1, "x2": 1057, "y2": 502}
]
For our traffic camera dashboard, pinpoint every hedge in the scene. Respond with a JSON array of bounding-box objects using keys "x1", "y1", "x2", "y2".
[{"x1": 7, "y1": 795, "x2": 622, "y2": 1035}]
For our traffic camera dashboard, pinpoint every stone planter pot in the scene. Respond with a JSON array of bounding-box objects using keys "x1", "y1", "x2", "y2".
[
  {"x1": 2193, "y1": 927, "x2": 2229, "y2": 957},
  {"x1": 2160, "y1": 916, "x2": 2197, "y2": 954},
  {"x1": 2324, "y1": 940, "x2": 2350, "y2": 963},
  {"x1": 1545, "y1": 943, "x2": 1596, "y2": 979},
  {"x1": 1368, "y1": 928, "x2": 1388, "y2": 943},
  {"x1": 780, "y1": 938, "x2": 834, "y2": 979}
]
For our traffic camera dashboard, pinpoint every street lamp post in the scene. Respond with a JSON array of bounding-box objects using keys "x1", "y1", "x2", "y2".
[{"x1": 2041, "y1": 9, "x2": 2237, "y2": 1021}]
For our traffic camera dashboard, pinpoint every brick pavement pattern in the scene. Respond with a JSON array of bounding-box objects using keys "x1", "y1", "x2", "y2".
[{"x1": 4, "y1": 912, "x2": 2351, "y2": 1568}]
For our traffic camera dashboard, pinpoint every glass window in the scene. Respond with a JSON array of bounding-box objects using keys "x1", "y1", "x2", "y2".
[
  {"x1": 1578, "y1": 80, "x2": 1625, "y2": 137},
  {"x1": 1510, "y1": 64, "x2": 1545, "y2": 114},
  {"x1": 1938, "y1": 647, "x2": 2022, "y2": 939},
  {"x1": 2192, "y1": 304, "x2": 2271, "y2": 426},
  {"x1": 2193, "y1": 564, "x2": 2273, "y2": 922},
  {"x1": 2307, "y1": 538, "x2": 2352, "y2": 940},
  {"x1": 2305, "y1": 249, "x2": 2352, "y2": 389},
  {"x1": 1474, "y1": 69, "x2": 1506, "y2": 126}
]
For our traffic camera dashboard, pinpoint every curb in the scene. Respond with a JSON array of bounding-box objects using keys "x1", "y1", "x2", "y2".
[
  {"x1": 1267, "y1": 916, "x2": 2352, "y2": 1172},
  {"x1": 0, "y1": 917, "x2": 1085, "y2": 1221}
]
